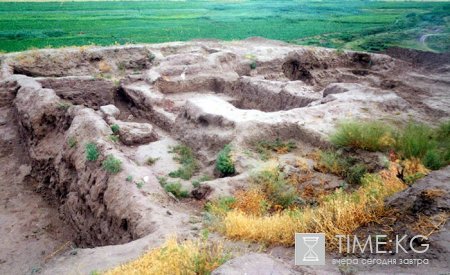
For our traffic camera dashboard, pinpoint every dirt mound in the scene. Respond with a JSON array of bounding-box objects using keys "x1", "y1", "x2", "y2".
[{"x1": 384, "y1": 47, "x2": 450, "y2": 72}]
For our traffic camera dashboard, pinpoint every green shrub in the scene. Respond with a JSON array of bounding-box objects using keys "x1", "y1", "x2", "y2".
[
  {"x1": 136, "y1": 180, "x2": 144, "y2": 189},
  {"x1": 85, "y1": 142, "x2": 99, "y2": 161},
  {"x1": 168, "y1": 145, "x2": 198, "y2": 180},
  {"x1": 102, "y1": 155, "x2": 122, "y2": 174},
  {"x1": 126, "y1": 175, "x2": 133, "y2": 182},
  {"x1": 252, "y1": 169, "x2": 298, "y2": 209},
  {"x1": 164, "y1": 182, "x2": 189, "y2": 198},
  {"x1": 249, "y1": 61, "x2": 257, "y2": 70},
  {"x1": 216, "y1": 145, "x2": 235, "y2": 176},
  {"x1": 110, "y1": 124, "x2": 120, "y2": 134},
  {"x1": 330, "y1": 121, "x2": 394, "y2": 151},
  {"x1": 396, "y1": 122, "x2": 436, "y2": 159},
  {"x1": 423, "y1": 149, "x2": 443, "y2": 170}
]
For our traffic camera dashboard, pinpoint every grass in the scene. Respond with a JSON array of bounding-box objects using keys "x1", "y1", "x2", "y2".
[
  {"x1": 330, "y1": 121, "x2": 394, "y2": 151},
  {"x1": 0, "y1": 1, "x2": 448, "y2": 53},
  {"x1": 169, "y1": 145, "x2": 198, "y2": 180},
  {"x1": 105, "y1": 236, "x2": 229, "y2": 275},
  {"x1": 331, "y1": 120, "x2": 450, "y2": 171},
  {"x1": 102, "y1": 154, "x2": 122, "y2": 174},
  {"x1": 314, "y1": 150, "x2": 367, "y2": 185},
  {"x1": 216, "y1": 145, "x2": 235, "y2": 177},
  {"x1": 222, "y1": 164, "x2": 406, "y2": 249},
  {"x1": 125, "y1": 175, "x2": 133, "y2": 182},
  {"x1": 85, "y1": 142, "x2": 99, "y2": 161}
]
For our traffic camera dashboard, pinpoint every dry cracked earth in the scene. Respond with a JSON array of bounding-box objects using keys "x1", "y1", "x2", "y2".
[{"x1": 0, "y1": 38, "x2": 449, "y2": 274}]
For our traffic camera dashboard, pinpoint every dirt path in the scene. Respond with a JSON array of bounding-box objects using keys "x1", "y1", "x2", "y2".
[{"x1": 0, "y1": 106, "x2": 76, "y2": 275}]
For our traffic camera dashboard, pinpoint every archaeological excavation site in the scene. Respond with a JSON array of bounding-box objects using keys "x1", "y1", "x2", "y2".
[{"x1": 0, "y1": 38, "x2": 449, "y2": 274}]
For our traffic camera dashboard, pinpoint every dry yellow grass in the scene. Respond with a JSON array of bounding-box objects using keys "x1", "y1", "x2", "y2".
[
  {"x1": 105, "y1": 236, "x2": 228, "y2": 275},
  {"x1": 98, "y1": 60, "x2": 112, "y2": 73},
  {"x1": 223, "y1": 164, "x2": 406, "y2": 249},
  {"x1": 232, "y1": 189, "x2": 269, "y2": 216}
]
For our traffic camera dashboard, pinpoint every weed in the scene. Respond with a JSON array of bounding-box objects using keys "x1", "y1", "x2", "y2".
[
  {"x1": 57, "y1": 102, "x2": 72, "y2": 111},
  {"x1": 192, "y1": 180, "x2": 201, "y2": 188},
  {"x1": 158, "y1": 176, "x2": 168, "y2": 186},
  {"x1": 252, "y1": 168, "x2": 299, "y2": 209},
  {"x1": 249, "y1": 61, "x2": 257, "y2": 70},
  {"x1": 110, "y1": 124, "x2": 120, "y2": 134},
  {"x1": 169, "y1": 145, "x2": 198, "y2": 180},
  {"x1": 85, "y1": 142, "x2": 99, "y2": 161},
  {"x1": 330, "y1": 120, "x2": 394, "y2": 151},
  {"x1": 105, "y1": 236, "x2": 229, "y2": 275},
  {"x1": 146, "y1": 157, "x2": 160, "y2": 166},
  {"x1": 109, "y1": 134, "x2": 119, "y2": 143},
  {"x1": 345, "y1": 163, "x2": 367, "y2": 185},
  {"x1": 102, "y1": 155, "x2": 122, "y2": 174},
  {"x1": 67, "y1": 137, "x2": 77, "y2": 148},
  {"x1": 216, "y1": 145, "x2": 235, "y2": 176},
  {"x1": 314, "y1": 150, "x2": 349, "y2": 176},
  {"x1": 126, "y1": 175, "x2": 133, "y2": 182},
  {"x1": 256, "y1": 139, "x2": 296, "y2": 160},
  {"x1": 148, "y1": 52, "x2": 156, "y2": 62},
  {"x1": 136, "y1": 181, "x2": 144, "y2": 189},
  {"x1": 164, "y1": 182, "x2": 189, "y2": 198}
]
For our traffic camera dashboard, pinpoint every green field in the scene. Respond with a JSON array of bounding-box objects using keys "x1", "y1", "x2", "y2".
[{"x1": 0, "y1": 0, "x2": 449, "y2": 53}]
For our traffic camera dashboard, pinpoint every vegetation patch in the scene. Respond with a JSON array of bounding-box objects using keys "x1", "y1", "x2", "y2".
[
  {"x1": 222, "y1": 165, "x2": 406, "y2": 248},
  {"x1": 169, "y1": 145, "x2": 198, "y2": 180},
  {"x1": 146, "y1": 157, "x2": 160, "y2": 166},
  {"x1": 216, "y1": 145, "x2": 235, "y2": 177},
  {"x1": 331, "y1": 120, "x2": 450, "y2": 171},
  {"x1": 255, "y1": 138, "x2": 296, "y2": 160},
  {"x1": 110, "y1": 124, "x2": 120, "y2": 134},
  {"x1": 85, "y1": 142, "x2": 99, "y2": 161},
  {"x1": 164, "y1": 182, "x2": 189, "y2": 199},
  {"x1": 67, "y1": 137, "x2": 77, "y2": 148},
  {"x1": 105, "y1": 236, "x2": 229, "y2": 275},
  {"x1": 102, "y1": 155, "x2": 122, "y2": 174},
  {"x1": 330, "y1": 120, "x2": 394, "y2": 151}
]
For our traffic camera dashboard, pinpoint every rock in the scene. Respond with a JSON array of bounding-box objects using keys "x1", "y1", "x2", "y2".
[
  {"x1": 100, "y1": 104, "x2": 120, "y2": 119},
  {"x1": 386, "y1": 166, "x2": 450, "y2": 216},
  {"x1": 212, "y1": 253, "x2": 295, "y2": 275},
  {"x1": 113, "y1": 120, "x2": 158, "y2": 146},
  {"x1": 322, "y1": 83, "x2": 363, "y2": 97}
]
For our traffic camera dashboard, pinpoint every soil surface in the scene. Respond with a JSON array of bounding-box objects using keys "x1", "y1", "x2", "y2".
[{"x1": 0, "y1": 38, "x2": 448, "y2": 274}]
